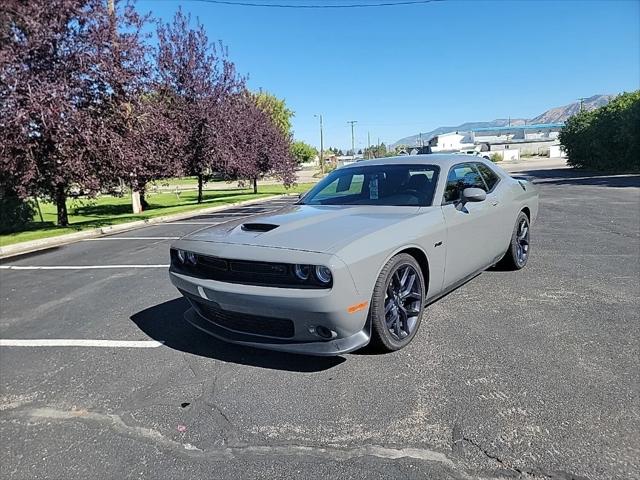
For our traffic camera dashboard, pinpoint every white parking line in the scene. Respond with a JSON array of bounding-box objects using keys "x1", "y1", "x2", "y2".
[
  {"x1": 0, "y1": 339, "x2": 164, "y2": 348},
  {"x1": 0, "y1": 265, "x2": 169, "y2": 270},
  {"x1": 82, "y1": 237, "x2": 179, "y2": 241}
]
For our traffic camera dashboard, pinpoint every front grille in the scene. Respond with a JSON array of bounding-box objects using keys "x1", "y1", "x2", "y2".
[
  {"x1": 170, "y1": 250, "x2": 332, "y2": 289},
  {"x1": 192, "y1": 299, "x2": 295, "y2": 338}
]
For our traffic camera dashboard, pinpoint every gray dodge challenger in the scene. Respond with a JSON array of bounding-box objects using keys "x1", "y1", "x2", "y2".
[{"x1": 169, "y1": 154, "x2": 538, "y2": 355}]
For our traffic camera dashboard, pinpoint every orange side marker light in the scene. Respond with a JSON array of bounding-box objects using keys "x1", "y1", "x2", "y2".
[{"x1": 347, "y1": 301, "x2": 368, "y2": 314}]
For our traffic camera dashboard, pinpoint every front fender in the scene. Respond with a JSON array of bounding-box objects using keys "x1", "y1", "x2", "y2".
[{"x1": 334, "y1": 209, "x2": 447, "y2": 302}]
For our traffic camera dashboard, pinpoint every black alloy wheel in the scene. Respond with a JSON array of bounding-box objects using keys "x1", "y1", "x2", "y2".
[
  {"x1": 498, "y1": 211, "x2": 531, "y2": 270},
  {"x1": 368, "y1": 253, "x2": 426, "y2": 352}
]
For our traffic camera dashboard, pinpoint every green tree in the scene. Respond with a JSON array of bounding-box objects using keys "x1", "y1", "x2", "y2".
[
  {"x1": 251, "y1": 91, "x2": 294, "y2": 136},
  {"x1": 363, "y1": 142, "x2": 388, "y2": 159},
  {"x1": 290, "y1": 141, "x2": 317, "y2": 164},
  {"x1": 560, "y1": 90, "x2": 640, "y2": 171}
]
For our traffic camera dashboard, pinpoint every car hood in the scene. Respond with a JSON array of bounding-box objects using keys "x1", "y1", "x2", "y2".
[{"x1": 183, "y1": 204, "x2": 421, "y2": 254}]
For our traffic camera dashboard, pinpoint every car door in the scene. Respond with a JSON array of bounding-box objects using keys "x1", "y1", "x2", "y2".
[
  {"x1": 473, "y1": 161, "x2": 511, "y2": 251},
  {"x1": 440, "y1": 163, "x2": 502, "y2": 289}
]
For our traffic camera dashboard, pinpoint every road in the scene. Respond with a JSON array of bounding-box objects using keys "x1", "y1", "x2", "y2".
[{"x1": 1, "y1": 169, "x2": 639, "y2": 479}]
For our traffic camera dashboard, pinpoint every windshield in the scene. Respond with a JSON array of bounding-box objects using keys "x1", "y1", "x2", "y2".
[{"x1": 300, "y1": 164, "x2": 440, "y2": 206}]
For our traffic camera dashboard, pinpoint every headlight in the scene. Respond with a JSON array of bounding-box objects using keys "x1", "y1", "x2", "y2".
[
  {"x1": 294, "y1": 264, "x2": 310, "y2": 280},
  {"x1": 175, "y1": 249, "x2": 197, "y2": 265},
  {"x1": 185, "y1": 251, "x2": 197, "y2": 265},
  {"x1": 315, "y1": 265, "x2": 332, "y2": 284}
]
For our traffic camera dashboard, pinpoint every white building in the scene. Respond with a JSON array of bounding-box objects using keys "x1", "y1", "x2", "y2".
[
  {"x1": 428, "y1": 132, "x2": 474, "y2": 152},
  {"x1": 472, "y1": 123, "x2": 562, "y2": 144},
  {"x1": 549, "y1": 144, "x2": 566, "y2": 158}
]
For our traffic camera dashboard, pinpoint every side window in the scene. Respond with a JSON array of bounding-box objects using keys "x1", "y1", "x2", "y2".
[
  {"x1": 474, "y1": 163, "x2": 500, "y2": 191},
  {"x1": 443, "y1": 163, "x2": 486, "y2": 204}
]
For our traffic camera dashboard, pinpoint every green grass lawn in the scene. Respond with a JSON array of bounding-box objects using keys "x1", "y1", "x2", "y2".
[
  {"x1": 1, "y1": 183, "x2": 314, "y2": 247},
  {"x1": 148, "y1": 176, "x2": 215, "y2": 187}
]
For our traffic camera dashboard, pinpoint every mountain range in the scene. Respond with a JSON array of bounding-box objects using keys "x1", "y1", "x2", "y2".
[{"x1": 391, "y1": 94, "x2": 614, "y2": 147}]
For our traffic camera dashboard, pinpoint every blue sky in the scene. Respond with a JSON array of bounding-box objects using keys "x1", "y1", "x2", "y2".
[{"x1": 140, "y1": 0, "x2": 639, "y2": 150}]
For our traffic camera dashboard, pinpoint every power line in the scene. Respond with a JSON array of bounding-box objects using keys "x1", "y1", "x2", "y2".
[{"x1": 179, "y1": 0, "x2": 443, "y2": 9}]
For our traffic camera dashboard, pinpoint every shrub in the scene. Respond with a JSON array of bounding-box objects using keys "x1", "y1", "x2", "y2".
[
  {"x1": 313, "y1": 162, "x2": 336, "y2": 178},
  {"x1": 0, "y1": 188, "x2": 36, "y2": 233},
  {"x1": 559, "y1": 90, "x2": 640, "y2": 172},
  {"x1": 490, "y1": 152, "x2": 503, "y2": 163}
]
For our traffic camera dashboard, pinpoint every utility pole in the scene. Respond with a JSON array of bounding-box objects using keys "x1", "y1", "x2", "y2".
[
  {"x1": 578, "y1": 97, "x2": 586, "y2": 112},
  {"x1": 347, "y1": 120, "x2": 357, "y2": 157},
  {"x1": 367, "y1": 131, "x2": 371, "y2": 159},
  {"x1": 314, "y1": 114, "x2": 324, "y2": 174}
]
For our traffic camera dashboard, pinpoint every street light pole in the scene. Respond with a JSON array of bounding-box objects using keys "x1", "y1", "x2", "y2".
[{"x1": 315, "y1": 114, "x2": 324, "y2": 174}]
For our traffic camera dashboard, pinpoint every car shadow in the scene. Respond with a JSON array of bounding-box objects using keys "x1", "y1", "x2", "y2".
[{"x1": 130, "y1": 297, "x2": 345, "y2": 372}]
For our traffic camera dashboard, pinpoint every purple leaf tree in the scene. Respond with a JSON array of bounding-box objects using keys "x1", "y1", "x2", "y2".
[
  {"x1": 0, "y1": 0, "x2": 151, "y2": 225},
  {"x1": 222, "y1": 92, "x2": 296, "y2": 193},
  {"x1": 154, "y1": 9, "x2": 244, "y2": 203}
]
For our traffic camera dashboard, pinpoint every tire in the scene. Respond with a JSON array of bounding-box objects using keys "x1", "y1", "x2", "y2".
[
  {"x1": 498, "y1": 211, "x2": 530, "y2": 270},
  {"x1": 369, "y1": 253, "x2": 426, "y2": 352}
]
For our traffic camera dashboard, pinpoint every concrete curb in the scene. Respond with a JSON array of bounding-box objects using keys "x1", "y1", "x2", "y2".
[{"x1": 0, "y1": 194, "x2": 292, "y2": 259}]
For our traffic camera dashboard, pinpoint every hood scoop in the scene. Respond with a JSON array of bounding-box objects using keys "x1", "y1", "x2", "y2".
[{"x1": 241, "y1": 223, "x2": 279, "y2": 233}]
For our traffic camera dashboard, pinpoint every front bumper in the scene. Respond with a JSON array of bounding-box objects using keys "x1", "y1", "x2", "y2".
[
  {"x1": 168, "y1": 241, "x2": 371, "y2": 356},
  {"x1": 184, "y1": 307, "x2": 370, "y2": 356}
]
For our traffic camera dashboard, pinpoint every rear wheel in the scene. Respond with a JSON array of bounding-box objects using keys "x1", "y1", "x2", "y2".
[
  {"x1": 498, "y1": 211, "x2": 530, "y2": 270},
  {"x1": 369, "y1": 253, "x2": 425, "y2": 352}
]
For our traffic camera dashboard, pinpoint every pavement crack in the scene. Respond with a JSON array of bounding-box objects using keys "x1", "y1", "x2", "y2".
[
  {"x1": 462, "y1": 436, "x2": 522, "y2": 475},
  {"x1": 182, "y1": 353, "x2": 198, "y2": 379},
  {"x1": 18, "y1": 407, "x2": 204, "y2": 456},
  {"x1": 6, "y1": 406, "x2": 457, "y2": 468},
  {"x1": 461, "y1": 436, "x2": 589, "y2": 480},
  {"x1": 200, "y1": 375, "x2": 241, "y2": 446}
]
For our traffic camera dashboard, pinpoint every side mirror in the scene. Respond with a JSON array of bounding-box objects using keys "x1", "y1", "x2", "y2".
[
  {"x1": 456, "y1": 188, "x2": 486, "y2": 210},
  {"x1": 462, "y1": 187, "x2": 486, "y2": 203}
]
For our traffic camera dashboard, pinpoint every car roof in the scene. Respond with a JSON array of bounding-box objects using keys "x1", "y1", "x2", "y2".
[{"x1": 341, "y1": 153, "x2": 485, "y2": 170}]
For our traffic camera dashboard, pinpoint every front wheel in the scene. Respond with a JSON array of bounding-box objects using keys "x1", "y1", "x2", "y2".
[
  {"x1": 498, "y1": 211, "x2": 530, "y2": 270},
  {"x1": 369, "y1": 253, "x2": 426, "y2": 352}
]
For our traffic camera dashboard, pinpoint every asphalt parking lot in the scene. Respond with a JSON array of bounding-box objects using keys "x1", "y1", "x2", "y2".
[{"x1": 1, "y1": 169, "x2": 638, "y2": 480}]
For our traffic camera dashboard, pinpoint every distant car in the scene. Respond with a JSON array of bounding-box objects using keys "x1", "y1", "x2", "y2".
[
  {"x1": 169, "y1": 154, "x2": 538, "y2": 356},
  {"x1": 460, "y1": 149, "x2": 491, "y2": 160}
]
